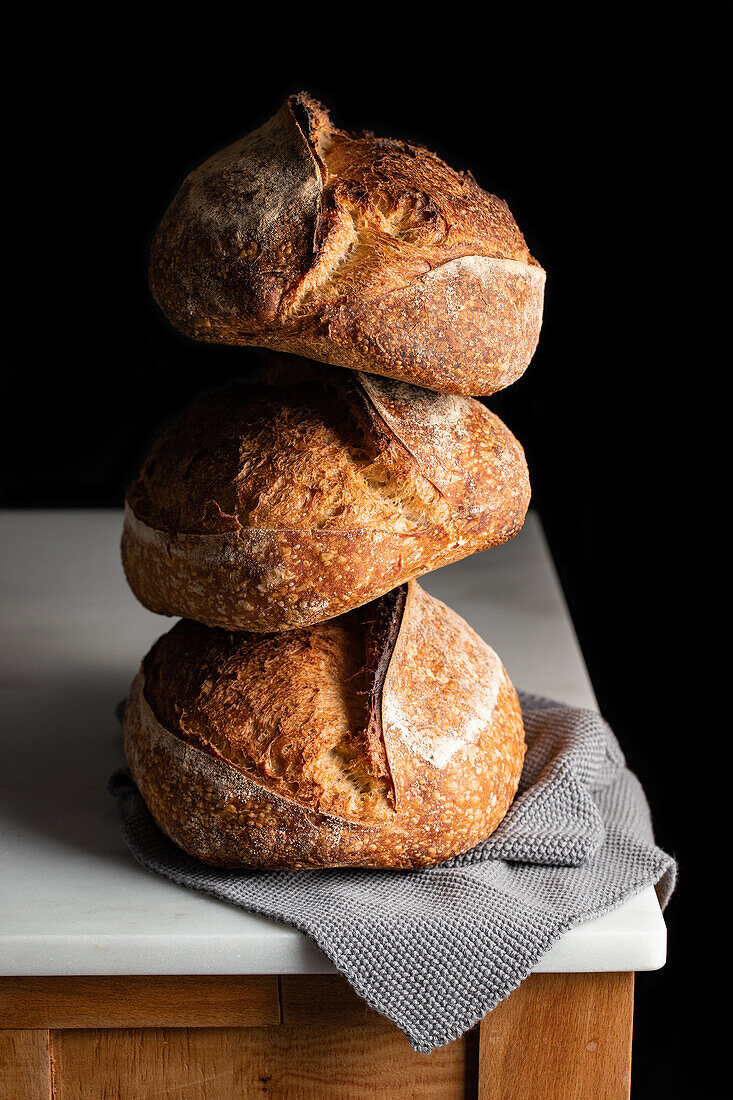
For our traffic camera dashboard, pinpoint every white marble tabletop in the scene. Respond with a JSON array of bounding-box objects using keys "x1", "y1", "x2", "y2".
[{"x1": 0, "y1": 510, "x2": 666, "y2": 975}]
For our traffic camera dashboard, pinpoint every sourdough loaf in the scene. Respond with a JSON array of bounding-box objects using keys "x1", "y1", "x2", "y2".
[
  {"x1": 123, "y1": 581, "x2": 526, "y2": 869},
  {"x1": 149, "y1": 93, "x2": 545, "y2": 396},
  {"x1": 122, "y1": 362, "x2": 530, "y2": 632}
]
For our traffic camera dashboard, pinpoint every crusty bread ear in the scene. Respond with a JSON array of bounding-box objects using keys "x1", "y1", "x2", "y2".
[
  {"x1": 150, "y1": 93, "x2": 545, "y2": 396},
  {"x1": 121, "y1": 363, "x2": 531, "y2": 631},
  {"x1": 123, "y1": 582, "x2": 526, "y2": 869}
]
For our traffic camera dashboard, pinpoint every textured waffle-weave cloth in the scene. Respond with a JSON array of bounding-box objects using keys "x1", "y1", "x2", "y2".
[{"x1": 109, "y1": 691, "x2": 676, "y2": 1053}]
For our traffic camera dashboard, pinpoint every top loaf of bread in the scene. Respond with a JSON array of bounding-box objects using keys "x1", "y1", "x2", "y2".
[{"x1": 150, "y1": 93, "x2": 545, "y2": 396}]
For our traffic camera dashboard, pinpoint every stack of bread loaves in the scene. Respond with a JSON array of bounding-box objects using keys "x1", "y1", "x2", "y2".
[{"x1": 121, "y1": 94, "x2": 545, "y2": 870}]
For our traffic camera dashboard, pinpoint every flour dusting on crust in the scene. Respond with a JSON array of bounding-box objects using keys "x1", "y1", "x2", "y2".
[{"x1": 382, "y1": 584, "x2": 505, "y2": 770}]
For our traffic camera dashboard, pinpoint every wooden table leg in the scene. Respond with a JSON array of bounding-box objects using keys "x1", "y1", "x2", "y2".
[
  {"x1": 0, "y1": 1029, "x2": 52, "y2": 1100},
  {"x1": 478, "y1": 972, "x2": 634, "y2": 1100}
]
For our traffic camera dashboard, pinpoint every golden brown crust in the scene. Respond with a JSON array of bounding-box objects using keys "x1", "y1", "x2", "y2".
[
  {"x1": 121, "y1": 363, "x2": 531, "y2": 631},
  {"x1": 123, "y1": 582, "x2": 526, "y2": 869},
  {"x1": 149, "y1": 93, "x2": 545, "y2": 396}
]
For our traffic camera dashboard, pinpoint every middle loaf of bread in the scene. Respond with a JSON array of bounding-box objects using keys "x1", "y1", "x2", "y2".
[{"x1": 122, "y1": 361, "x2": 530, "y2": 632}]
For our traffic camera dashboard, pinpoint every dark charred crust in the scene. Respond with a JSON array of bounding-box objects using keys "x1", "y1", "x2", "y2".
[
  {"x1": 359, "y1": 584, "x2": 408, "y2": 805},
  {"x1": 354, "y1": 373, "x2": 450, "y2": 503},
  {"x1": 364, "y1": 585, "x2": 408, "y2": 707},
  {"x1": 332, "y1": 369, "x2": 394, "y2": 452},
  {"x1": 286, "y1": 92, "x2": 329, "y2": 163}
]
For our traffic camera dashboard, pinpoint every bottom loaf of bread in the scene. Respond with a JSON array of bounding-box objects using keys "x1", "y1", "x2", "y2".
[{"x1": 123, "y1": 580, "x2": 526, "y2": 869}]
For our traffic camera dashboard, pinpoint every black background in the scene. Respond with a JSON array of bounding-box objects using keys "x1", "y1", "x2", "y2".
[{"x1": 3, "y1": 4, "x2": 719, "y2": 1094}]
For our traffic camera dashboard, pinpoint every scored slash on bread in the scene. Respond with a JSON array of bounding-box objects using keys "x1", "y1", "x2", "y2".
[
  {"x1": 149, "y1": 92, "x2": 545, "y2": 396},
  {"x1": 124, "y1": 581, "x2": 526, "y2": 869},
  {"x1": 121, "y1": 362, "x2": 531, "y2": 632}
]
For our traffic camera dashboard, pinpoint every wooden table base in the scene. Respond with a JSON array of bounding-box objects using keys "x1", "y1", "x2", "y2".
[{"x1": 0, "y1": 972, "x2": 634, "y2": 1099}]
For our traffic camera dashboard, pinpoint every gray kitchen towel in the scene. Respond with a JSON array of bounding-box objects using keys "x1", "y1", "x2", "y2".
[{"x1": 109, "y1": 691, "x2": 676, "y2": 1053}]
